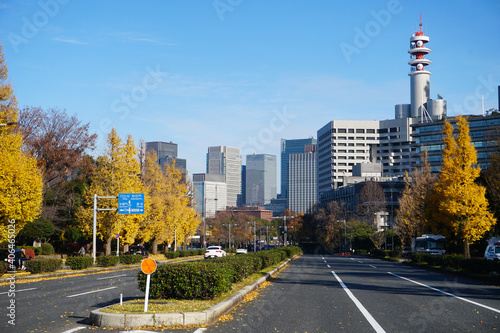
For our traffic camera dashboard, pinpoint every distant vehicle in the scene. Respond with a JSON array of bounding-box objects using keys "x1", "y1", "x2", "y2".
[
  {"x1": 0, "y1": 248, "x2": 30, "y2": 270},
  {"x1": 204, "y1": 246, "x2": 226, "y2": 259},
  {"x1": 126, "y1": 245, "x2": 148, "y2": 257},
  {"x1": 484, "y1": 238, "x2": 500, "y2": 261},
  {"x1": 236, "y1": 248, "x2": 248, "y2": 255},
  {"x1": 412, "y1": 234, "x2": 446, "y2": 255}
]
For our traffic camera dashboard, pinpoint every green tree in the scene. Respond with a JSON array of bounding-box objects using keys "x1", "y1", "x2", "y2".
[
  {"x1": 429, "y1": 116, "x2": 496, "y2": 258},
  {"x1": 17, "y1": 218, "x2": 55, "y2": 243}
]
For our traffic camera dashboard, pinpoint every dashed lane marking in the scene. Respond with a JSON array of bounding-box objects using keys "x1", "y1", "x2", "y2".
[
  {"x1": 66, "y1": 286, "x2": 117, "y2": 298},
  {"x1": 0, "y1": 287, "x2": 37, "y2": 295},
  {"x1": 97, "y1": 274, "x2": 128, "y2": 280}
]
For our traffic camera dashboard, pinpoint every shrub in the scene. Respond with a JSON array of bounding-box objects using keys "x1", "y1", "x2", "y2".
[
  {"x1": 165, "y1": 251, "x2": 180, "y2": 259},
  {"x1": 213, "y1": 255, "x2": 259, "y2": 282},
  {"x1": 97, "y1": 255, "x2": 120, "y2": 267},
  {"x1": 119, "y1": 254, "x2": 142, "y2": 265},
  {"x1": 23, "y1": 246, "x2": 42, "y2": 256},
  {"x1": 0, "y1": 262, "x2": 8, "y2": 275},
  {"x1": 23, "y1": 248, "x2": 35, "y2": 259},
  {"x1": 138, "y1": 262, "x2": 233, "y2": 300},
  {"x1": 25, "y1": 259, "x2": 62, "y2": 274},
  {"x1": 66, "y1": 256, "x2": 93, "y2": 270},
  {"x1": 41, "y1": 243, "x2": 55, "y2": 255}
]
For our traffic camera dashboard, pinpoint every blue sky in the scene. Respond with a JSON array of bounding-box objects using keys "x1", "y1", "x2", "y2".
[{"x1": 1, "y1": 0, "x2": 499, "y2": 186}]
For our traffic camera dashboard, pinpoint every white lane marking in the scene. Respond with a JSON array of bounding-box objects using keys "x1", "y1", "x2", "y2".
[
  {"x1": 350, "y1": 258, "x2": 355, "y2": 261},
  {"x1": 62, "y1": 327, "x2": 86, "y2": 333},
  {"x1": 321, "y1": 257, "x2": 325, "y2": 260},
  {"x1": 97, "y1": 274, "x2": 127, "y2": 280},
  {"x1": 194, "y1": 329, "x2": 208, "y2": 333},
  {"x1": 120, "y1": 331, "x2": 157, "y2": 333},
  {"x1": 358, "y1": 261, "x2": 363, "y2": 263},
  {"x1": 0, "y1": 287, "x2": 37, "y2": 295},
  {"x1": 66, "y1": 286, "x2": 117, "y2": 298},
  {"x1": 369, "y1": 265, "x2": 377, "y2": 269},
  {"x1": 324, "y1": 260, "x2": 327, "y2": 263},
  {"x1": 331, "y1": 271, "x2": 386, "y2": 333},
  {"x1": 388, "y1": 272, "x2": 500, "y2": 314},
  {"x1": 327, "y1": 264, "x2": 331, "y2": 268}
]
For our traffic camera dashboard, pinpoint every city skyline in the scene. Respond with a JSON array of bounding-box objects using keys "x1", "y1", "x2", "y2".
[{"x1": 1, "y1": 1, "x2": 499, "y2": 185}]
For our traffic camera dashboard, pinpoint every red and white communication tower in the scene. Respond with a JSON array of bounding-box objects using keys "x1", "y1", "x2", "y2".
[{"x1": 408, "y1": 14, "x2": 432, "y2": 119}]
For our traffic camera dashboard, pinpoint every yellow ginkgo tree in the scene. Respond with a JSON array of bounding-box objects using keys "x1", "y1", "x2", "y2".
[
  {"x1": 139, "y1": 152, "x2": 200, "y2": 253},
  {"x1": 77, "y1": 129, "x2": 147, "y2": 255},
  {"x1": 429, "y1": 116, "x2": 496, "y2": 258},
  {"x1": 0, "y1": 44, "x2": 43, "y2": 242}
]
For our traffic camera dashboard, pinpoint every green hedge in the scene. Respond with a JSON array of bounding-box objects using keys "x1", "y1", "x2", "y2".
[
  {"x1": 66, "y1": 256, "x2": 93, "y2": 270},
  {"x1": 41, "y1": 243, "x2": 55, "y2": 255},
  {"x1": 97, "y1": 255, "x2": 120, "y2": 267},
  {"x1": 141, "y1": 246, "x2": 302, "y2": 300},
  {"x1": 119, "y1": 254, "x2": 143, "y2": 264},
  {"x1": 164, "y1": 249, "x2": 204, "y2": 259},
  {"x1": 410, "y1": 253, "x2": 500, "y2": 274},
  {"x1": 25, "y1": 259, "x2": 62, "y2": 274},
  {"x1": 138, "y1": 262, "x2": 233, "y2": 300}
]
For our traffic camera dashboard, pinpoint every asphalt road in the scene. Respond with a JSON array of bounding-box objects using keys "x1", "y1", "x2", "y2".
[
  {"x1": 1, "y1": 255, "x2": 499, "y2": 333},
  {"x1": 0, "y1": 266, "x2": 144, "y2": 333},
  {"x1": 207, "y1": 254, "x2": 500, "y2": 333}
]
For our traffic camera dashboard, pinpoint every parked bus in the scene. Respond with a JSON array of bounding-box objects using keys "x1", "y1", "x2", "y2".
[{"x1": 411, "y1": 234, "x2": 446, "y2": 255}]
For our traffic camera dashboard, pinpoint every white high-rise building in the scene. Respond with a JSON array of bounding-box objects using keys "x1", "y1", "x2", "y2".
[
  {"x1": 317, "y1": 18, "x2": 446, "y2": 198},
  {"x1": 246, "y1": 154, "x2": 277, "y2": 206},
  {"x1": 207, "y1": 146, "x2": 242, "y2": 207}
]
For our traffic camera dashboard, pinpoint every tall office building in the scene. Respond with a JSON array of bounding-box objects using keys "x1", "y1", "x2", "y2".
[
  {"x1": 288, "y1": 145, "x2": 317, "y2": 214},
  {"x1": 207, "y1": 146, "x2": 242, "y2": 207},
  {"x1": 317, "y1": 18, "x2": 447, "y2": 198},
  {"x1": 146, "y1": 141, "x2": 187, "y2": 171},
  {"x1": 245, "y1": 154, "x2": 277, "y2": 206},
  {"x1": 192, "y1": 173, "x2": 227, "y2": 218},
  {"x1": 280, "y1": 138, "x2": 317, "y2": 199}
]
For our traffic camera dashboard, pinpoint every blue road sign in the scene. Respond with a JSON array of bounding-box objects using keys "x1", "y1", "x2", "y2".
[{"x1": 118, "y1": 193, "x2": 145, "y2": 214}]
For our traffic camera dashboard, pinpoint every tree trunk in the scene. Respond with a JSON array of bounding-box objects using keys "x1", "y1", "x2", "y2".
[
  {"x1": 105, "y1": 236, "x2": 112, "y2": 256},
  {"x1": 464, "y1": 238, "x2": 471, "y2": 259},
  {"x1": 123, "y1": 244, "x2": 129, "y2": 253},
  {"x1": 152, "y1": 238, "x2": 158, "y2": 254}
]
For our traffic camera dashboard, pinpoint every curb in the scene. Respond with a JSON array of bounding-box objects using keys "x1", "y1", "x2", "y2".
[{"x1": 89, "y1": 255, "x2": 297, "y2": 328}]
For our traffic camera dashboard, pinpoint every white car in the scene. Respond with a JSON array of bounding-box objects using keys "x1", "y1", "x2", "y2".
[
  {"x1": 204, "y1": 246, "x2": 227, "y2": 259},
  {"x1": 236, "y1": 248, "x2": 248, "y2": 255},
  {"x1": 484, "y1": 244, "x2": 500, "y2": 261}
]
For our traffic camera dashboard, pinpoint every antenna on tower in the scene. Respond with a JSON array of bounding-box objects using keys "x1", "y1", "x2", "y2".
[{"x1": 420, "y1": 12, "x2": 423, "y2": 32}]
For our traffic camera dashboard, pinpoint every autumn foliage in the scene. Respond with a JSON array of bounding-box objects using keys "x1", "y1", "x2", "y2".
[
  {"x1": 0, "y1": 44, "x2": 43, "y2": 242},
  {"x1": 428, "y1": 116, "x2": 496, "y2": 258}
]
